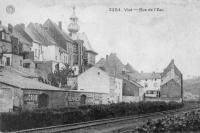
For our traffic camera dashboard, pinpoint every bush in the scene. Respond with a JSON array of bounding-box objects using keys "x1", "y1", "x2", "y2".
[{"x1": 0, "y1": 101, "x2": 183, "y2": 132}]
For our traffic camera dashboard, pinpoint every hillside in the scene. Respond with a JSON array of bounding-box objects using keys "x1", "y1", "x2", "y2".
[{"x1": 183, "y1": 77, "x2": 200, "y2": 100}]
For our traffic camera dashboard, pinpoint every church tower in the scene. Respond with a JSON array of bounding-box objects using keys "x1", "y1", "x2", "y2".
[{"x1": 68, "y1": 6, "x2": 80, "y2": 40}]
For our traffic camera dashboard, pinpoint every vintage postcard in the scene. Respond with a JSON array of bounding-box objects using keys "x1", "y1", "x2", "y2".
[{"x1": 0, "y1": 0, "x2": 200, "y2": 132}]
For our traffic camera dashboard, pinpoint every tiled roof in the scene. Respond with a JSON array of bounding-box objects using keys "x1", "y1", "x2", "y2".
[
  {"x1": 0, "y1": 69, "x2": 64, "y2": 91},
  {"x1": 26, "y1": 23, "x2": 56, "y2": 46}
]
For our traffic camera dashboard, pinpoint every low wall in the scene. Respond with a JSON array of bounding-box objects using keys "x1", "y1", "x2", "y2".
[{"x1": 122, "y1": 96, "x2": 141, "y2": 103}]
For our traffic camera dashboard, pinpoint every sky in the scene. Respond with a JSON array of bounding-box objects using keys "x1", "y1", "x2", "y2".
[{"x1": 0, "y1": 0, "x2": 200, "y2": 79}]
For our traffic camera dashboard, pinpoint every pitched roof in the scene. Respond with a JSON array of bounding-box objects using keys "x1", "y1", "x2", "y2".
[
  {"x1": 125, "y1": 63, "x2": 138, "y2": 73},
  {"x1": 43, "y1": 19, "x2": 73, "y2": 50},
  {"x1": 96, "y1": 53, "x2": 125, "y2": 78},
  {"x1": 77, "y1": 32, "x2": 97, "y2": 54},
  {"x1": 12, "y1": 29, "x2": 32, "y2": 46},
  {"x1": 162, "y1": 59, "x2": 182, "y2": 78},
  {"x1": 123, "y1": 78, "x2": 143, "y2": 88},
  {"x1": 26, "y1": 23, "x2": 56, "y2": 46},
  {"x1": 0, "y1": 69, "x2": 64, "y2": 91},
  {"x1": 13, "y1": 24, "x2": 33, "y2": 46}
]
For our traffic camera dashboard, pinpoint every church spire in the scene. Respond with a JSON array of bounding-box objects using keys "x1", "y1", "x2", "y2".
[{"x1": 68, "y1": 5, "x2": 80, "y2": 35}]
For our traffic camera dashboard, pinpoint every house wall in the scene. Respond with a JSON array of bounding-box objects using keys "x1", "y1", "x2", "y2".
[
  {"x1": 3, "y1": 53, "x2": 23, "y2": 68},
  {"x1": 0, "y1": 83, "x2": 23, "y2": 112},
  {"x1": 123, "y1": 80, "x2": 140, "y2": 96},
  {"x1": 22, "y1": 89, "x2": 66, "y2": 110},
  {"x1": 65, "y1": 91, "x2": 109, "y2": 106},
  {"x1": 109, "y1": 77, "x2": 123, "y2": 103},
  {"x1": 160, "y1": 80, "x2": 182, "y2": 98},
  {"x1": 87, "y1": 52, "x2": 96, "y2": 65},
  {"x1": 78, "y1": 67, "x2": 110, "y2": 93}
]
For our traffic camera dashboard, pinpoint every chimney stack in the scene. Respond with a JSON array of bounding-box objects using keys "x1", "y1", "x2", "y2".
[{"x1": 58, "y1": 21, "x2": 62, "y2": 30}]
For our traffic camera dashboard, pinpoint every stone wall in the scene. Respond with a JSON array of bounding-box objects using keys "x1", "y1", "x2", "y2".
[
  {"x1": 66, "y1": 91, "x2": 109, "y2": 106},
  {"x1": 0, "y1": 83, "x2": 23, "y2": 112},
  {"x1": 22, "y1": 90, "x2": 66, "y2": 110}
]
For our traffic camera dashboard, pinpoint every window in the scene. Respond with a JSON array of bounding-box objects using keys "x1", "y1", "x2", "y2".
[
  {"x1": 55, "y1": 56, "x2": 57, "y2": 60},
  {"x1": 98, "y1": 72, "x2": 100, "y2": 75}
]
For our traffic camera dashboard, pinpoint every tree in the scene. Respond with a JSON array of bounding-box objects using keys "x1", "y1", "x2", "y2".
[{"x1": 47, "y1": 64, "x2": 74, "y2": 87}]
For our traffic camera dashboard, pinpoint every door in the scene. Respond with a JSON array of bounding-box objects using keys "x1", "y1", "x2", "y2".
[
  {"x1": 6, "y1": 57, "x2": 10, "y2": 66},
  {"x1": 80, "y1": 95, "x2": 86, "y2": 105},
  {"x1": 38, "y1": 93, "x2": 49, "y2": 108}
]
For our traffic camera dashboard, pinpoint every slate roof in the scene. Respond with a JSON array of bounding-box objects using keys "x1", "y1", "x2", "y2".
[
  {"x1": 43, "y1": 19, "x2": 73, "y2": 50},
  {"x1": 13, "y1": 24, "x2": 33, "y2": 46},
  {"x1": 0, "y1": 69, "x2": 64, "y2": 91},
  {"x1": 26, "y1": 23, "x2": 56, "y2": 46},
  {"x1": 77, "y1": 32, "x2": 97, "y2": 54}
]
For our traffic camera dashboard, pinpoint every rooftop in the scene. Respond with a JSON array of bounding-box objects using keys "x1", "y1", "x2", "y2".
[{"x1": 0, "y1": 68, "x2": 64, "y2": 91}]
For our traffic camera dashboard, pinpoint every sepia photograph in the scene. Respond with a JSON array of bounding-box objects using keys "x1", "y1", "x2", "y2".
[{"x1": 0, "y1": 0, "x2": 200, "y2": 132}]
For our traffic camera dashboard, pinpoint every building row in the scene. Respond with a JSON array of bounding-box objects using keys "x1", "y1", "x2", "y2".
[
  {"x1": 0, "y1": 7, "x2": 97, "y2": 81},
  {"x1": 0, "y1": 7, "x2": 183, "y2": 112}
]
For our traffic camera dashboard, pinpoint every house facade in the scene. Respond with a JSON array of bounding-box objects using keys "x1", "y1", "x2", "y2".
[
  {"x1": 77, "y1": 66, "x2": 123, "y2": 105},
  {"x1": 160, "y1": 59, "x2": 183, "y2": 101},
  {"x1": 0, "y1": 69, "x2": 66, "y2": 112}
]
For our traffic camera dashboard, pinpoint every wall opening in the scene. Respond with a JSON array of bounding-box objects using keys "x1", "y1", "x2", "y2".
[
  {"x1": 80, "y1": 94, "x2": 86, "y2": 105},
  {"x1": 38, "y1": 93, "x2": 49, "y2": 108}
]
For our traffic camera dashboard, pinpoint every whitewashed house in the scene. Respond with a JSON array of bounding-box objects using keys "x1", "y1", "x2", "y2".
[
  {"x1": 77, "y1": 66, "x2": 123, "y2": 104},
  {"x1": 26, "y1": 23, "x2": 68, "y2": 72}
]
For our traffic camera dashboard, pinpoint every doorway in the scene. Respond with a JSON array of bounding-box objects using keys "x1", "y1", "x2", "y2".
[
  {"x1": 38, "y1": 93, "x2": 49, "y2": 108},
  {"x1": 80, "y1": 95, "x2": 86, "y2": 105}
]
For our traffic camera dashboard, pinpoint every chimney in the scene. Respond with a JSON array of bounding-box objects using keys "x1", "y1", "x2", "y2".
[
  {"x1": 0, "y1": 20, "x2": 2, "y2": 25},
  {"x1": 8, "y1": 24, "x2": 13, "y2": 33},
  {"x1": 58, "y1": 21, "x2": 62, "y2": 30}
]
